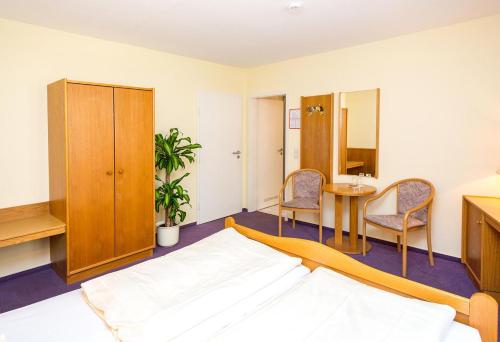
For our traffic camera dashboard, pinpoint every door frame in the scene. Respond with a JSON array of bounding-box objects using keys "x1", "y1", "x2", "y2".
[{"x1": 247, "y1": 92, "x2": 287, "y2": 212}]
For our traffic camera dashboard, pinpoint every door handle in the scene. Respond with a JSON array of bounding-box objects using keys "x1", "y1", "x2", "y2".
[
  {"x1": 277, "y1": 148, "x2": 283, "y2": 155},
  {"x1": 106, "y1": 170, "x2": 113, "y2": 176},
  {"x1": 232, "y1": 151, "x2": 241, "y2": 155},
  {"x1": 118, "y1": 169, "x2": 124, "y2": 174}
]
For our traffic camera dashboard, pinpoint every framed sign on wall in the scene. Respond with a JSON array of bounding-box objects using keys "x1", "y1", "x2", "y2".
[{"x1": 289, "y1": 108, "x2": 301, "y2": 129}]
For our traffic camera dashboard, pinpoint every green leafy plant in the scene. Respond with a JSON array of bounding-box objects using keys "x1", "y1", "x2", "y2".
[{"x1": 155, "y1": 128, "x2": 202, "y2": 227}]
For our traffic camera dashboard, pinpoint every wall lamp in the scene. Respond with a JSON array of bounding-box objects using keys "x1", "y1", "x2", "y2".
[{"x1": 306, "y1": 104, "x2": 324, "y2": 116}]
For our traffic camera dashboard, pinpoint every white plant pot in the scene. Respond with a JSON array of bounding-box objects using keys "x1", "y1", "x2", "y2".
[{"x1": 157, "y1": 225, "x2": 180, "y2": 247}]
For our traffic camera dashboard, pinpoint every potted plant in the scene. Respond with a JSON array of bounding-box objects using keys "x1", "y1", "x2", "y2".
[{"x1": 155, "y1": 128, "x2": 201, "y2": 247}]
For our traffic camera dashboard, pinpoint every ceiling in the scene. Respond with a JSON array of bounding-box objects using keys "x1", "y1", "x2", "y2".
[{"x1": 1, "y1": 0, "x2": 500, "y2": 67}]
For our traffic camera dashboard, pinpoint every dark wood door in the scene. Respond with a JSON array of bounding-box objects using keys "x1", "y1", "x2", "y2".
[
  {"x1": 67, "y1": 83, "x2": 116, "y2": 271},
  {"x1": 114, "y1": 88, "x2": 155, "y2": 256},
  {"x1": 300, "y1": 94, "x2": 333, "y2": 182}
]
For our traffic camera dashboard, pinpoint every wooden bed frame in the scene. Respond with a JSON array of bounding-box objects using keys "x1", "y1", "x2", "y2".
[{"x1": 225, "y1": 217, "x2": 498, "y2": 342}]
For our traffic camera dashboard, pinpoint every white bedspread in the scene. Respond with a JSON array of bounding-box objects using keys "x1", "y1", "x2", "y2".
[
  {"x1": 173, "y1": 265, "x2": 311, "y2": 341},
  {"x1": 211, "y1": 267, "x2": 457, "y2": 342},
  {"x1": 0, "y1": 268, "x2": 480, "y2": 342},
  {"x1": 82, "y1": 227, "x2": 301, "y2": 341}
]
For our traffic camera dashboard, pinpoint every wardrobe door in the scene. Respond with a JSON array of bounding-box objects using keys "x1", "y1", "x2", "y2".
[
  {"x1": 114, "y1": 88, "x2": 155, "y2": 256},
  {"x1": 67, "y1": 84, "x2": 116, "y2": 271}
]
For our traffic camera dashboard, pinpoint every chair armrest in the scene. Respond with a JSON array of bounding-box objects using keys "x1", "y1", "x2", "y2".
[
  {"x1": 278, "y1": 173, "x2": 293, "y2": 205},
  {"x1": 318, "y1": 185, "x2": 324, "y2": 206},
  {"x1": 278, "y1": 184, "x2": 285, "y2": 204},
  {"x1": 402, "y1": 196, "x2": 434, "y2": 224},
  {"x1": 363, "y1": 183, "x2": 398, "y2": 217}
]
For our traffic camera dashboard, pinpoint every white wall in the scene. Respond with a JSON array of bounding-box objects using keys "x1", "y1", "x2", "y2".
[
  {"x1": 0, "y1": 18, "x2": 246, "y2": 277},
  {"x1": 247, "y1": 14, "x2": 500, "y2": 257}
]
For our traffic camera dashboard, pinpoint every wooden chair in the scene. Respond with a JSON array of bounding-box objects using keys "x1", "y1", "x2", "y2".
[
  {"x1": 362, "y1": 178, "x2": 435, "y2": 277},
  {"x1": 278, "y1": 169, "x2": 326, "y2": 242}
]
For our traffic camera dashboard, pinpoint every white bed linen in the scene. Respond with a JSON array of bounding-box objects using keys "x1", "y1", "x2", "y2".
[
  {"x1": 0, "y1": 286, "x2": 480, "y2": 342},
  {"x1": 444, "y1": 322, "x2": 482, "y2": 342},
  {"x1": 82, "y1": 228, "x2": 301, "y2": 341},
  {"x1": 0, "y1": 290, "x2": 113, "y2": 342},
  {"x1": 173, "y1": 265, "x2": 311, "y2": 341},
  {"x1": 0, "y1": 266, "x2": 310, "y2": 342},
  {"x1": 211, "y1": 267, "x2": 459, "y2": 342}
]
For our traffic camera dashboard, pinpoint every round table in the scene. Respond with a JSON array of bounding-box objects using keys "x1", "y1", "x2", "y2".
[{"x1": 323, "y1": 183, "x2": 377, "y2": 254}]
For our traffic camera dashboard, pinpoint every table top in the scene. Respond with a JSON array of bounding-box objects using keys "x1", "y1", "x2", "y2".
[{"x1": 323, "y1": 183, "x2": 377, "y2": 197}]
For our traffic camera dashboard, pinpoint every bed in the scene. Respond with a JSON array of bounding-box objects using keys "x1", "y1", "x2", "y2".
[
  {"x1": 0, "y1": 270, "x2": 484, "y2": 342},
  {"x1": 223, "y1": 217, "x2": 498, "y2": 342},
  {"x1": 0, "y1": 217, "x2": 497, "y2": 342},
  {"x1": 0, "y1": 266, "x2": 310, "y2": 342}
]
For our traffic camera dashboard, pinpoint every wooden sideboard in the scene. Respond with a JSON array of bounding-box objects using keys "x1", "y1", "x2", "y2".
[{"x1": 462, "y1": 196, "x2": 500, "y2": 301}]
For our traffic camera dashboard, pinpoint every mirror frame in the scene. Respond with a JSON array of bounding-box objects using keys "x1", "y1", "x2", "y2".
[{"x1": 338, "y1": 88, "x2": 380, "y2": 178}]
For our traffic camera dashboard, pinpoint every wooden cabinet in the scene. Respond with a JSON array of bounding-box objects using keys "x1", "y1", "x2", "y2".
[
  {"x1": 48, "y1": 79, "x2": 155, "y2": 283},
  {"x1": 462, "y1": 196, "x2": 500, "y2": 301}
]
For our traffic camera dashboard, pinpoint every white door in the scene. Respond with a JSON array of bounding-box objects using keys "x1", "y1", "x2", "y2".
[
  {"x1": 198, "y1": 92, "x2": 242, "y2": 224},
  {"x1": 256, "y1": 98, "x2": 284, "y2": 210}
]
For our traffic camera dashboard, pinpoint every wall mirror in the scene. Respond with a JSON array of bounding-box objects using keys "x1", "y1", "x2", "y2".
[{"x1": 339, "y1": 88, "x2": 380, "y2": 178}]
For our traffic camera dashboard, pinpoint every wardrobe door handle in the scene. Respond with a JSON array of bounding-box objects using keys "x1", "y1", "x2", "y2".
[
  {"x1": 118, "y1": 169, "x2": 124, "y2": 174},
  {"x1": 106, "y1": 171, "x2": 113, "y2": 176}
]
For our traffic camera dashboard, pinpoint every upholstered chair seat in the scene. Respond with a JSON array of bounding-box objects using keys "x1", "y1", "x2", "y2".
[
  {"x1": 362, "y1": 178, "x2": 435, "y2": 277},
  {"x1": 282, "y1": 198, "x2": 319, "y2": 210},
  {"x1": 278, "y1": 169, "x2": 326, "y2": 242},
  {"x1": 365, "y1": 214, "x2": 425, "y2": 231}
]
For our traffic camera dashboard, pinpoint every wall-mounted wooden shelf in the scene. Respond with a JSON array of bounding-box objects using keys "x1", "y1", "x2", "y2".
[
  {"x1": 0, "y1": 203, "x2": 66, "y2": 248},
  {"x1": 0, "y1": 214, "x2": 65, "y2": 248}
]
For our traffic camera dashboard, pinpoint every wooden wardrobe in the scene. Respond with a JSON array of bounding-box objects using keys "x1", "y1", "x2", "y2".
[{"x1": 47, "y1": 79, "x2": 155, "y2": 283}]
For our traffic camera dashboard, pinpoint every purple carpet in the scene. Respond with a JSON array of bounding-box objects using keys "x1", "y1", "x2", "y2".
[{"x1": 1, "y1": 210, "x2": 496, "y2": 338}]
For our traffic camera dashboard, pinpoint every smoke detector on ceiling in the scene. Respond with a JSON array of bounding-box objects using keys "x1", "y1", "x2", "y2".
[{"x1": 287, "y1": 1, "x2": 303, "y2": 12}]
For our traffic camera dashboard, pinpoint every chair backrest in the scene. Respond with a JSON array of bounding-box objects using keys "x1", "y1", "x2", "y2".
[
  {"x1": 292, "y1": 169, "x2": 324, "y2": 201},
  {"x1": 397, "y1": 179, "x2": 434, "y2": 222}
]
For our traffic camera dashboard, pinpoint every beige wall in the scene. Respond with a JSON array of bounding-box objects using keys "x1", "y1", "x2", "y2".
[
  {"x1": 247, "y1": 14, "x2": 500, "y2": 257},
  {"x1": 0, "y1": 18, "x2": 246, "y2": 277},
  {"x1": 343, "y1": 89, "x2": 378, "y2": 149},
  {"x1": 1, "y1": 14, "x2": 500, "y2": 277}
]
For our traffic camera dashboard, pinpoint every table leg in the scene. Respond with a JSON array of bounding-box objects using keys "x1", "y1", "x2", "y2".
[
  {"x1": 326, "y1": 192, "x2": 371, "y2": 255},
  {"x1": 334, "y1": 195, "x2": 343, "y2": 247},
  {"x1": 350, "y1": 197, "x2": 359, "y2": 250}
]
